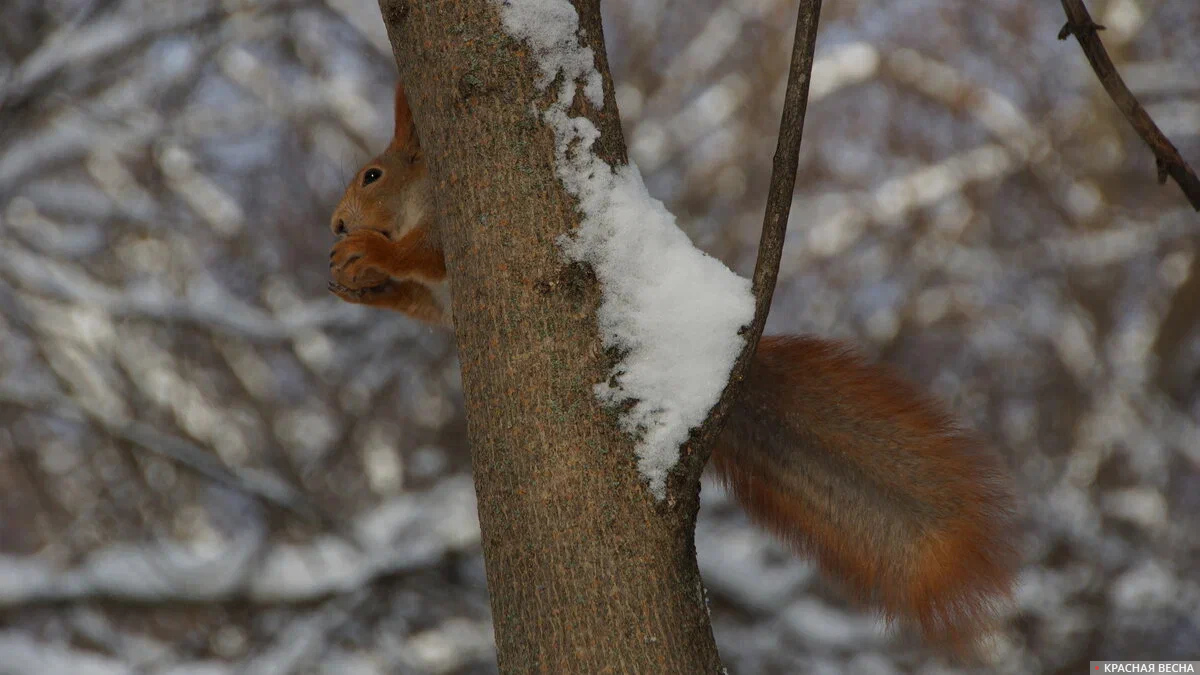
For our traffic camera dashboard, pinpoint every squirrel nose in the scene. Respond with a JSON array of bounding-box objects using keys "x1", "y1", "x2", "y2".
[{"x1": 334, "y1": 218, "x2": 347, "y2": 236}]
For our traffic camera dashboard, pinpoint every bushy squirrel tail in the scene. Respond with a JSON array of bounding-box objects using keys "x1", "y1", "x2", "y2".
[{"x1": 711, "y1": 335, "x2": 1019, "y2": 648}]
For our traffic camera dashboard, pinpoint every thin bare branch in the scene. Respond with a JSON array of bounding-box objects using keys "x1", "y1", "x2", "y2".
[
  {"x1": 1058, "y1": 0, "x2": 1200, "y2": 210},
  {"x1": 689, "y1": 0, "x2": 823, "y2": 465}
]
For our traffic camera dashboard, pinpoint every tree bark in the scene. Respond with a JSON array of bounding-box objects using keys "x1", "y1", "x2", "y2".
[{"x1": 376, "y1": 1, "x2": 722, "y2": 671}]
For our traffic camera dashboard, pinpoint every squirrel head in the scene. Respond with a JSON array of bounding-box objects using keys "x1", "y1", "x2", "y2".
[{"x1": 330, "y1": 84, "x2": 432, "y2": 241}]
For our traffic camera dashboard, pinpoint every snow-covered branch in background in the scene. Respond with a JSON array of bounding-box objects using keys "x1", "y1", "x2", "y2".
[
  {"x1": 0, "y1": 477, "x2": 477, "y2": 606},
  {"x1": 0, "y1": 610, "x2": 494, "y2": 675}
]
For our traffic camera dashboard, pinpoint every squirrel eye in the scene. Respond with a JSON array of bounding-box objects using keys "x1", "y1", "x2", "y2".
[{"x1": 362, "y1": 168, "x2": 383, "y2": 186}]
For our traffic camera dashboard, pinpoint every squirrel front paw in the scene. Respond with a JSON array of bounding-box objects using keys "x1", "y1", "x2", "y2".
[{"x1": 330, "y1": 229, "x2": 394, "y2": 290}]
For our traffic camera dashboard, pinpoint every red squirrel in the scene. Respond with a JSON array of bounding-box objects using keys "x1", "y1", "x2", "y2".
[{"x1": 328, "y1": 83, "x2": 1019, "y2": 649}]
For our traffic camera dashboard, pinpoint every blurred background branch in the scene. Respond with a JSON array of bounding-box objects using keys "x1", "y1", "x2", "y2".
[{"x1": 1059, "y1": 0, "x2": 1200, "y2": 209}]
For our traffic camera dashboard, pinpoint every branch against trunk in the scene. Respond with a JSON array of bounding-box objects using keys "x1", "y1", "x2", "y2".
[
  {"x1": 1058, "y1": 0, "x2": 1200, "y2": 210},
  {"x1": 376, "y1": 1, "x2": 722, "y2": 671}
]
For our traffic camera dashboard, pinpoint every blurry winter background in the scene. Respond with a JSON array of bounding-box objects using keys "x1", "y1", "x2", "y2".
[{"x1": 1, "y1": 0, "x2": 1198, "y2": 673}]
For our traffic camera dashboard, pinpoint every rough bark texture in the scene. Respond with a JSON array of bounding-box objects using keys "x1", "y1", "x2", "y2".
[{"x1": 376, "y1": 1, "x2": 722, "y2": 672}]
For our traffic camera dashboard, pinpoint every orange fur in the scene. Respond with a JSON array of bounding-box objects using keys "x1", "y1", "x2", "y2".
[
  {"x1": 328, "y1": 82, "x2": 448, "y2": 325},
  {"x1": 388, "y1": 82, "x2": 418, "y2": 153},
  {"x1": 328, "y1": 278, "x2": 448, "y2": 325},
  {"x1": 712, "y1": 336, "x2": 1017, "y2": 648},
  {"x1": 330, "y1": 226, "x2": 447, "y2": 289},
  {"x1": 325, "y1": 83, "x2": 1020, "y2": 650}
]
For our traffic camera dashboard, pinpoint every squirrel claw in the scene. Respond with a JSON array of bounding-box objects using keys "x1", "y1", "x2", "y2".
[
  {"x1": 329, "y1": 230, "x2": 393, "y2": 289},
  {"x1": 329, "y1": 278, "x2": 393, "y2": 303}
]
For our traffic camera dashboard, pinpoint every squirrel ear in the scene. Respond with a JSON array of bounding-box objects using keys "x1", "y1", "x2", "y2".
[{"x1": 388, "y1": 82, "x2": 420, "y2": 152}]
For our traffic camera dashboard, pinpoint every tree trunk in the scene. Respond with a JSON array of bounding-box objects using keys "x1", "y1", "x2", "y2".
[{"x1": 376, "y1": 1, "x2": 723, "y2": 671}]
